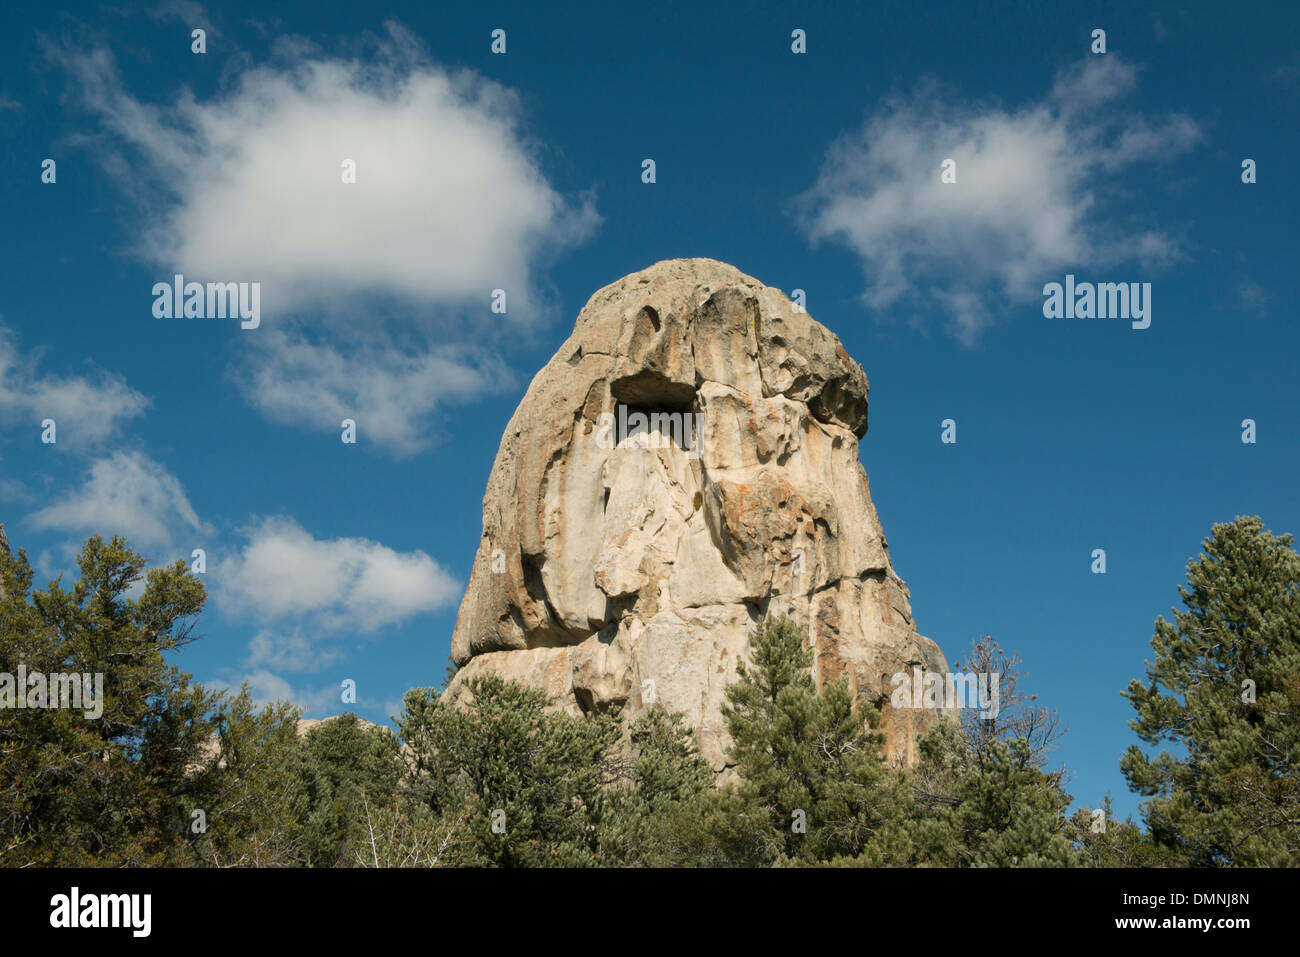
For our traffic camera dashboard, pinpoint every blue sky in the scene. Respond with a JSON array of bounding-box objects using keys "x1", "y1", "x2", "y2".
[{"x1": 1, "y1": 0, "x2": 1296, "y2": 823}]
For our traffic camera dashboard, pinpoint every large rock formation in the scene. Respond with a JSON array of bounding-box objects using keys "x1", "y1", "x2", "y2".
[{"x1": 446, "y1": 259, "x2": 951, "y2": 770}]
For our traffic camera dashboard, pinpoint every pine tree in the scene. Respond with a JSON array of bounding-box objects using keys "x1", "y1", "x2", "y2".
[
  {"x1": 0, "y1": 536, "x2": 209, "y2": 864},
  {"x1": 1121, "y1": 516, "x2": 1300, "y2": 866},
  {"x1": 0, "y1": 536, "x2": 304, "y2": 866},
  {"x1": 291, "y1": 713, "x2": 401, "y2": 867},
  {"x1": 396, "y1": 676, "x2": 620, "y2": 866},
  {"x1": 721, "y1": 616, "x2": 915, "y2": 864},
  {"x1": 186, "y1": 687, "x2": 304, "y2": 866},
  {"x1": 1068, "y1": 797, "x2": 1172, "y2": 867},
  {"x1": 594, "y1": 705, "x2": 717, "y2": 865},
  {"x1": 909, "y1": 638, "x2": 1078, "y2": 867}
]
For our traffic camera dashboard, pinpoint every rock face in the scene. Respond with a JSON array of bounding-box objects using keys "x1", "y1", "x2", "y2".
[
  {"x1": 446, "y1": 259, "x2": 952, "y2": 770},
  {"x1": 296, "y1": 715, "x2": 382, "y2": 738}
]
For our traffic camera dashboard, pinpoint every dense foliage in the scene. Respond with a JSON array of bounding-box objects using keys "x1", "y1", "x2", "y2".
[{"x1": 2, "y1": 517, "x2": 1295, "y2": 866}]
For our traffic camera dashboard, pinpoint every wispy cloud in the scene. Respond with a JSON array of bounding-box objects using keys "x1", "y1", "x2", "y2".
[
  {"x1": 245, "y1": 629, "x2": 345, "y2": 674},
  {"x1": 1236, "y1": 280, "x2": 1269, "y2": 312},
  {"x1": 145, "y1": 0, "x2": 214, "y2": 32},
  {"x1": 233, "y1": 329, "x2": 513, "y2": 458},
  {"x1": 0, "y1": 322, "x2": 149, "y2": 445},
  {"x1": 799, "y1": 56, "x2": 1202, "y2": 344},
  {"x1": 28, "y1": 450, "x2": 208, "y2": 551},
  {"x1": 208, "y1": 670, "x2": 341, "y2": 718}
]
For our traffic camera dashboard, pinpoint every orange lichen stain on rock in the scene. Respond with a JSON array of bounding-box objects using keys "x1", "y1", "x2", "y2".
[
  {"x1": 545, "y1": 650, "x2": 569, "y2": 689},
  {"x1": 731, "y1": 483, "x2": 749, "y2": 523}
]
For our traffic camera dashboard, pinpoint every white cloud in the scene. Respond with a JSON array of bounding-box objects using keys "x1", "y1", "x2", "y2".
[
  {"x1": 216, "y1": 516, "x2": 459, "y2": 631},
  {"x1": 54, "y1": 24, "x2": 593, "y2": 452},
  {"x1": 0, "y1": 323, "x2": 149, "y2": 444},
  {"x1": 799, "y1": 56, "x2": 1201, "y2": 344},
  {"x1": 218, "y1": 518, "x2": 458, "y2": 695},
  {"x1": 56, "y1": 25, "x2": 596, "y2": 317},
  {"x1": 28, "y1": 450, "x2": 208, "y2": 550},
  {"x1": 233, "y1": 330, "x2": 512, "y2": 457}
]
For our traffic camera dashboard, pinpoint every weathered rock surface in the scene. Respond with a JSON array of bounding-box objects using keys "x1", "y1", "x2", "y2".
[
  {"x1": 446, "y1": 259, "x2": 951, "y2": 769},
  {"x1": 296, "y1": 715, "x2": 382, "y2": 738}
]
